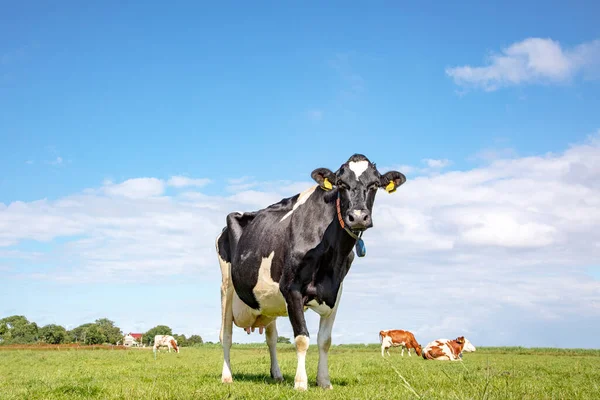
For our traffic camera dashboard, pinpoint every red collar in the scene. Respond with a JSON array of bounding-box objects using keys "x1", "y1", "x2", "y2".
[{"x1": 336, "y1": 195, "x2": 345, "y2": 229}]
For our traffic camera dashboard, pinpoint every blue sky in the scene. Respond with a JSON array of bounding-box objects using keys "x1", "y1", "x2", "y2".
[{"x1": 1, "y1": 2, "x2": 600, "y2": 348}]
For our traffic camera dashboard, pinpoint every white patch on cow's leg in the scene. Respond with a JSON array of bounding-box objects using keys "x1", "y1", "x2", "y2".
[
  {"x1": 265, "y1": 321, "x2": 283, "y2": 382},
  {"x1": 381, "y1": 343, "x2": 385, "y2": 357},
  {"x1": 348, "y1": 160, "x2": 369, "y2": 181},
  {"x1": 316, "y1": 282, "x2": 343, "y2": 390},
  {"x1": 217, "y1": 234, "x2": 234, "y2": 384},
  {"x1": 280, "y1": 185, "x2": 318, "y2": 222},
  {"x1": 408, "y1": 347, "x2": 412, "y2": 357},
  {"x1": 401, "y1": 347, "x2": 404, "y2": 357},
  {"x1": 294, "y1": 335, "x2": 309, "y2": 391}
]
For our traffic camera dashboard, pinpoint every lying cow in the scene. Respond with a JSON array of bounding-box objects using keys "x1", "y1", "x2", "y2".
[
  {"x1": 217, "y1": 154, "x2": 406, "y2": 391},
  {"x1": 422, "y1": 336, "x2": 476, "y2": 361},
  {"x1": 153, "y1": 335, "x2": 179, "y2": 354},
  {"x1": 379, "y1": 329, "x2": 422, "y2": 357}
]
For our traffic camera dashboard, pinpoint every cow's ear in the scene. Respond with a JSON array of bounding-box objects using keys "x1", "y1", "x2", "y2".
[
  {"x1": 380, "y1": 171, "x2": 407, "y2": 193},
  {"x1": 311, "y1": 168, "x2": 336, "y2": 191}
]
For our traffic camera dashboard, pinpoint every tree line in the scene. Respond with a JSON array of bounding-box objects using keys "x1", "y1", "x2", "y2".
[{"x1": 0, "y1": 315, "x2": 202, "y2": 346}]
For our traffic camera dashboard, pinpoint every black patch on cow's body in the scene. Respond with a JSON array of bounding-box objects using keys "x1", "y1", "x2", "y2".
[{"x1": 226, "y1": 192, "x2": 301, "y2": 310}]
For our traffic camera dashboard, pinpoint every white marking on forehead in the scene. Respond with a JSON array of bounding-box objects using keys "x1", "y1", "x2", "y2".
[
  {"x1": 280, "y1": 185, "x2": 317, "y2": 222},
  {"x1": 348, "y1": 160, "x2": 369, "y2": 181},
  {"x1": 352, "y1": 210, "x2": 363, "y2": 216}
]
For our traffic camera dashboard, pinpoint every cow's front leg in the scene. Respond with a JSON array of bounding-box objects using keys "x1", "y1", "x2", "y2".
[
  {"x1": 315, "y1": 307, "x2": 338, "y2": 389},
  {"x1": 285, "y1": 289, "x2": 310, "y2": 391},
  {"x1": 316, "y1": 286, "x2": 342, "y2": 390},
  {"x1": 265, "y1": 320, "x2": 283, "y2": 382}
]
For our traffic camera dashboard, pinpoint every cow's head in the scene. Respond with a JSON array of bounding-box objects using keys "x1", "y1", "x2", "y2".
[
  {"x1": 170, "y1": 338, "x2": 180, "y2": 353},
  {"x1": 415, "y1": 343, "x2": 423, "y2": 357},
  {"x1": 462, "y1": 338, "x2": 476, "y2": 352},
  {"x1": 311, "y1": 154, "x2": 406, "y2": 231}
]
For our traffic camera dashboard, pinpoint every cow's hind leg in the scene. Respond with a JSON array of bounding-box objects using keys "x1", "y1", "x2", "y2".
[
  {"x1": 218, "y1": 239, "x2": 234, "y2": 384},
  {"x1": 265, "y1": 320, "x2": 283, "y2": 382}
]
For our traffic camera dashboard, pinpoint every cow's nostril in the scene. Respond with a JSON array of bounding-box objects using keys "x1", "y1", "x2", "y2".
[
  {"x1": 363, "y1": 215, "x2": 369, "y2": 222},
  {"x1": 348, "y1": 215, "x2": 355, "y2": 223}
]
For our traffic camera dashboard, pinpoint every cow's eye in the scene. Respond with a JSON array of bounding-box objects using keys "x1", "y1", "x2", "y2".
[
  {"x1": 337, "y1": 181, "x2": 349, "y2": 190},
  {"x1": 368, "y1": 183, "x2": 378, "y2": 191}
]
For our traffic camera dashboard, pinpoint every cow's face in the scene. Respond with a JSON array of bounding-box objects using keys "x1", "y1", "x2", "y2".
[
  {"x1": 415, "y1": 343, "x2": 423, "y2": 357},
  {"x1": 463, "y1": 339, "x2": 476, "y2": 352},
  {"x1": 312, "y1": 154, "x2": 406, "y2": 231}
]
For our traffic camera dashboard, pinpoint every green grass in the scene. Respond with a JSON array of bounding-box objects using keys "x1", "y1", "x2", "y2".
[{"x1": 1, "y1": 344, "x2": 599, "y2": 399}]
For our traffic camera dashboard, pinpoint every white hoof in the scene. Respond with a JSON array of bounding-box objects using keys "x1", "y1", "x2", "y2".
[
  {"x1": 294, "y1": 380, "x2": 308, "y2": 391},
  {"x1": 221, "y1": 375, "x2": 233, "y2": 384}
]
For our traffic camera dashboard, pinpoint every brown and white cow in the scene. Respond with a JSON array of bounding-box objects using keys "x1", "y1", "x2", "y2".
[
  {"x1": 422, "y1": 336, "x2": 476, "y2": 361},
  {"x1": 153, "y1": 335, "x2": 179, "y2": 354},
  {"x1": 379, "y1": 329, "x2": 422, "y2": 357}
]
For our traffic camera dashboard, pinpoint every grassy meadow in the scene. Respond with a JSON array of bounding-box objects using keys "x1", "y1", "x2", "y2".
[{"x1": 1, "y1": 343, "x2": 599, "y2": 399}]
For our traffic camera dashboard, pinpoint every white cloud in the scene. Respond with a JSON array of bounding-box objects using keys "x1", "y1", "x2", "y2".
[
  {"x1": 167, "y1": 176, "x2": 211, "y2": 188},
  {"x1": 446, "y1": 38, "x2": 600, "y2": 91},
  {"x1": 384, "y1": 159, "x2": 452, "y2": 176},
  {"x1": 423, "y1": 158, "x2": 451, "y2": 169},
  {"x1": 2, "y1": 134, "x2": 600, "y2": 347},
  {"x1": 102, "y1": 178, "x2": 165, "y2": 199},
  {"x1": 471, "y1": 147, "x2": 518, "y2": 162}
]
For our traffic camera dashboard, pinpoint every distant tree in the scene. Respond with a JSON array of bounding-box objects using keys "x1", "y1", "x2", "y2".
[
  {"x1": 143, "y1": 325, "x2": 172, "y2": 346},
  {"x1": 0, "y1": 315, "x2": 39, "y2": 344},
  {"x1": 94, "y1": 318, "x2": 123, "y2": 344},
  {"x1": 69, "y1": 323, "x2": 94, "y2": 344},
  {"x1": 39, "y1": 324, "x2": 67, "y2": 344},
  {"x1": 187, "y1": 335, "x2": 203, "y2": 346},
  {"x1": 85, "y1": 324, "x2": 106, "y2": 345},
  {"x1": 277, "y1": 336, "x2": 291, "y2": 344}
]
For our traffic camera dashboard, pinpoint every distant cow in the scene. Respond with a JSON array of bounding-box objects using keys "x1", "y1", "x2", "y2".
[
  {"x1": 422, "y1": 337, "x2": 476, "y2": 361},
  {"x1": 153, "y1": 335, "x2": 179, "y2": 354},
  {"x1": 217, "y1": 154, "x2": 407, "y2": 391},
  {"x1": 379, "y1": 330, "x2": 422, "y2": 357}
]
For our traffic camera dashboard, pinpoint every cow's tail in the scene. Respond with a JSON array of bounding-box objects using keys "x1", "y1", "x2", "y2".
[{"x1": 379, "y1": 330, "x2": 387, "y2": 343}]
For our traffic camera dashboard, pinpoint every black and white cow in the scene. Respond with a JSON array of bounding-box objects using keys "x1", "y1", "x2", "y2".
[{"x1": 217, "y1": 154, "x2": 406, "y2": 391}]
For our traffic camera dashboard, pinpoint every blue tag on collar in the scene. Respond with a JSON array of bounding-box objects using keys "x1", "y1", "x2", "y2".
[{"x1": 355, "y1": 238, "x2": 366, "y2": 257}]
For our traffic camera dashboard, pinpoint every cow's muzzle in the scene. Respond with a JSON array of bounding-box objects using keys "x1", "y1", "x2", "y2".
[{"x1": 345, "y1": 209, "x2": 372, "y2": 230}]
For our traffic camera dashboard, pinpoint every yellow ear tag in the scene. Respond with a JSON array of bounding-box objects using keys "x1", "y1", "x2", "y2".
[
  {"x1": 323, "y1": 178, "x2": 333, "y2": 191},
  {"x1": 385, "y1": 181, "x2": 396, "y2": 193}
]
